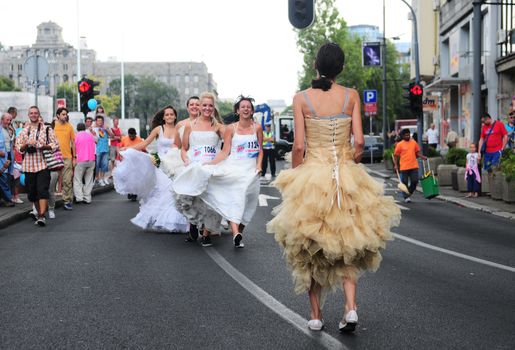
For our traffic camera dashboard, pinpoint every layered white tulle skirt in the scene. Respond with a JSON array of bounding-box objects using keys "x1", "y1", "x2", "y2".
[
  {"x1": 173, "y1": 158, "x2": 260, "y2": 231},
  {"x1": 113, "y1": 148, "x2": 188, "y2": 233}
]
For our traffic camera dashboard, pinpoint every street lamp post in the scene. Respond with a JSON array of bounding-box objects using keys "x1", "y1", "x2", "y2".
[{"x1": 382, "y1": 0, "x2": 388, "y2": 150}]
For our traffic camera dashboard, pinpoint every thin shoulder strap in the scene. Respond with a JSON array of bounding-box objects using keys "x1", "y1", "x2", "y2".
[
  {"x1": 303, "y1": 91, "x2": 317, "y2": 117},
  {"x1": 342, "y1": 88, "x2": 351, "y2": 114}
]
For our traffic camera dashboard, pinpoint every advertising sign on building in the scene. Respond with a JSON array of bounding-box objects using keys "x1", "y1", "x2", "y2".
[
  {"x1": 423, "y1": 96, "x2": 438, "y2": 111},
  {"x1": 362, "y1": 42, "x2": 381, "y2": 67}
]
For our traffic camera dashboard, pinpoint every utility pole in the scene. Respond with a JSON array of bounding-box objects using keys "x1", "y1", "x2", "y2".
[
  {"x1": 76, "y1": 0, "x2": 81, "y2": 112},
  {"x1": 401, "y1": 0, "x2": 422, "y2": 150},
  {"x1": 382, "y1": 0, "x2": 388, "y2": 149},
  {"x1": 472, "y1": 0, "x2": 482, "y2": 144}
]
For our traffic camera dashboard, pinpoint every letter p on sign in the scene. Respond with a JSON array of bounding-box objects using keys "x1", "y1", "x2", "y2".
[{"x1": 364, "y1": 90, "x2": 377, "y2": 103}]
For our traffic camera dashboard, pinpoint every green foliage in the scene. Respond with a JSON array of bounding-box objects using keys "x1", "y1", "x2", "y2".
[
  {"x1": 295, "y1": 0, "x2": 409, "y2": 131},
  {"x1": 446, "y1": 148, "x2": 468, "y2": 167},
  {"x1": 426, "y1": 147, "x2": 441, "y2": 158},
  {"x1": 383, "y1": 147, "x2": 394, "y2": 161},
  {"x1": 133, "y1": 76, "x2": 180, "y2": 128},
  {"x1": 56, "y1": 82, "x2": 78, "y2": 111},
  {"x1": 500, "y1": 150, "x2": 515, "y2": 182},
  {"x1": 96, "y1": 95, "x2": 120, "y2": 116},
  {"x1": 218, "y1": 100, "x2": 234, "y2": 117},
  {"x1": 0, "y1": 76, "x2": 21, "y2": 91}
]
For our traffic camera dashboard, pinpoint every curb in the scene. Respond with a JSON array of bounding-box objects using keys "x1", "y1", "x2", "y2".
[
  {"x1": 0, "y1": 185, "x2": 114, "y2": 230},
  {"x1": 379, "y1": 171, "x2": 515, "y2": 220}
]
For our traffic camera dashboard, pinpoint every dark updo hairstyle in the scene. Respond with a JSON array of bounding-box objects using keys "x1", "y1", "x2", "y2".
[
  {"x1": 311, "y1": 42, "x2": 345, "y2": 91},
  {"x1": 151, "y1": 105, "x2": 178, "y2": 131}
]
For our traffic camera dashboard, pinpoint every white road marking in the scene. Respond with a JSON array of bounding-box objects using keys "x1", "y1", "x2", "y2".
[
  {"x1": 259, "y1": 194, "x2": 280, "y2": 207},
  {"x1": 393, "y1": 233, "x2": 515, "y2": 273},
  {"x1": 204, "y1": 249, "x2": 347, "y2": 350},
  {"x1": 394, "y1": 201, "x2": 410, "y2": 210}
]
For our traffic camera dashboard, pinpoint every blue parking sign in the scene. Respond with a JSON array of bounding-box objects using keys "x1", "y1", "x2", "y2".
[{"x1": 364, "y1": 90, "x2": 377, "y2": 103}]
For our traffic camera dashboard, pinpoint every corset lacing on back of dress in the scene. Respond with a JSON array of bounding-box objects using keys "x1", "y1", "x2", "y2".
[{"x1": 303, "y1": 89, "x2": 351, "y2": 209}]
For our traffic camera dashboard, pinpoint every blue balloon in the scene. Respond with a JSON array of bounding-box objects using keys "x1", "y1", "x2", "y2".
[
  {"x1": 87, "y1": 99, "x2": 97, "y2": 110},
  {"x1": 20, "y1": 173, "x2": 25, "y2": 186}
]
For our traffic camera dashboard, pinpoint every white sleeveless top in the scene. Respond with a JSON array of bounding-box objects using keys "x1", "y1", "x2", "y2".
[
  {"x1": 188, "y1": 129, "x2": 221, "y2": 163},
  {"x1": 156, "y1": 126, "x2": 175, "y2": 157},
  {"x1": 228, "y1": 123, "x2": 259, "y2": 162}
]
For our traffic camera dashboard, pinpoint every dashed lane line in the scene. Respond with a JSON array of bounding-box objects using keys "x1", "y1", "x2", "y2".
[
  {"x1": 393, "y1": 233, "x2": 515, "y2": 273},
  {"x1": 204, "y1": 248, "x2": 348, "y2": 350}
]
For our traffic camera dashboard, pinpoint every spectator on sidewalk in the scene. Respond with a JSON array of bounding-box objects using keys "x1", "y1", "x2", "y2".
[
  {"x1": 53, "y1": 107, "x2": 75, "y2": 211},
  {"x1": 120, "y1": 128, "x2": 144, "y2": 149},
  {"x1": 261, "y1": 123, "x2": 276, "y2": 179},
  {"x1": 2, "y1": 112, "x2": 22, "y2": 204},
  {"x1": 446, "y1": 128, "x2": 458, "y2": 149},
  {"x1": 506, "y1": 112, "x2": 514, "y2": 149},
  {"x1": 426, "y1": 123, "x2": 439, "y2": 150},
  {"x1": 119, "y1": 128, "x2": 144, "y2": 201},
  {"x1": 15, "y1": 106, "x2": 58, "y2": 226},
  {"x1": 393, "y1": 128, "x2": 427, "y2": 203},
  {"x1": 109, "y1": 117, "x2": 122, "y2": 173},
  {"x1": 465, "y1": 143, "x2": 481, "y2": 198},
  {"x1": 6, "y1": 107, "x2": 17, "y2": 135},
  {"x1": 93, "y1": 115, "x2": 112, "y2": 186},
  {"x1": 0, "y1": 121, "x2": 14, "y2": 207},
  {"x1": 74, "y1": 123, "x2": 96, "y2": 204},
  {"x1": 478, "y1": 113, "x2": 508, "y2": 191}
]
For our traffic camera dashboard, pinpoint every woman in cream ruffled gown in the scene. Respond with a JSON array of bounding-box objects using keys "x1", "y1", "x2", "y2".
[
  {"x1": 113, "y1": 105, "x2": 188, "y2": 233},
  {"x1": 266, "y1": 43, "x2": 401, "y2": 332}
]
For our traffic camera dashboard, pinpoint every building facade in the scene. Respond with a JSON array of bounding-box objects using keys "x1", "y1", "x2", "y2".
[{"x1": 0, "y1": 21, "x2": 217, "y2": 111}]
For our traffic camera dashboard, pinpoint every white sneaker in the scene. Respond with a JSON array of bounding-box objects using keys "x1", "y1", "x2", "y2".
[
  {"x1": 13, "y1": 197, "x2": 23, "y2": 204},
  {"x1": 103, "y1": 178, "x2": 110, "y2": 185},
  {"x1": 404, "y1": 197, "x2": 412, "y2": 203},
  {"x1": 308, "y1": 319, "x2": 324, "y2": 331},
  {"x1": 100, "y1": 179, "x2": 107, "y2": 186},
  {"x1": 48, "y1": 210, "x2": 55, "y2": 219}
]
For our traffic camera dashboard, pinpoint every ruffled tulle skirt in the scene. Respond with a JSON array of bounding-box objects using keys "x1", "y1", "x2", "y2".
[
  {"x1": 173, "y1": 158, "x2": 260, "y2": 231},
  {"x1": 113, "y1": 149, "x2": 188, "y2": 233},
  {"x1": 266, "y1": 159, "x2": 401, "y2": 296}
]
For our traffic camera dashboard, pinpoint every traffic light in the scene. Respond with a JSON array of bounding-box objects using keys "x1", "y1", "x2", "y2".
[
  {"x1": 402, "y1": 82, "x2": 424, "y2": 116},
  {"x1": 288, "y1": 0, "x2": 315, "y2": 29},
  {"x1": 78, "y1": 77, "x2": 100, "y2": 116}
]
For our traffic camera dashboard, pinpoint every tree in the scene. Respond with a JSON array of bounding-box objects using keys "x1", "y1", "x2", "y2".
[
  {"x1": 295, "y1": 0, "x2": 406, "y2": 133},
  {"x1": 0, "y1": 76, "x2": 21, "y2": 91},
  {"x1": 107, "y1": 74, "x2": 139, "y2": 118},
  {"x1": 56, "y1": 82, "x2": 77, "y2": 111},
  {"x1": 96, "y1": 94, "x2": 120, "y2": 116},
  {"x1": 133, "y1": 76, "x2": 180, "y2": 131},
  {"x1": 218, "y1": 100, "x2": 234, "y2": 117}
]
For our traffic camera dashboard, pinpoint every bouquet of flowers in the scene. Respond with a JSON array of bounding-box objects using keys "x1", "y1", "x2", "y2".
[{"x1": 150, "y1": 152, "x2": 161, "y2": 168}]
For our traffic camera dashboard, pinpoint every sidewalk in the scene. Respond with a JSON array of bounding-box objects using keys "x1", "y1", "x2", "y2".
[
  {"x1": 365, "y1": 161, "x2": 515, "y2": 220},
  {"x1": 0, "y1": 184, "x2": 114, "y2": 230}
]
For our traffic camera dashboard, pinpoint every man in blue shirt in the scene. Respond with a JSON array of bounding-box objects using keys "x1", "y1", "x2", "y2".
[{"x1": 506, "y1": 112, "x2": 515, "y2": 149}]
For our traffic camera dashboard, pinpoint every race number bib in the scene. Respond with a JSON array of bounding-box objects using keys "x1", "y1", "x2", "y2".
[
  {"x1": 191, "y1": 145, "x2": 217, "y2": 163},
  {"x1": 234, "y1": 140, "x2": 259, "y2": 160}
]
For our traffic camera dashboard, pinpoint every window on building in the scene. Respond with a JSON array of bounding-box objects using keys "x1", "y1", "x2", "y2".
[
  {"x1": 184, "y1": 75, "x2": 190, "y2": 83},
  {"x1": 63, "y1": 74, "x2": 69, "y2": 82},
  {"x1": 185, "y1": 88, "x2": 190, "y2": 95},
  {"x1": 194, "y1": 75, "x2": 199, "y2": 83},
  {"x1": 18, "y1": 64, "x2": 22, "y2": 71},
  {"x1": 63, "y1": 64, "x2": 68, "y2": 70},
  {"x1": 176, "y1": 75, "x2": 180, "y2": 83},
  {"x1": 194, "y1": 88, "x2": 199, "y2": 95},
  {"x1": 11, "y1": 64, "x2": 14, "y2": 71}
]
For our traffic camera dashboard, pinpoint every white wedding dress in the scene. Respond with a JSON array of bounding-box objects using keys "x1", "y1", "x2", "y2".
[
  {"x1": 173, "y1": 123, "x2": 260, "y2": 226},
  {"x1": 113, "y1": 129, "x2": 188, "y2": 233}
]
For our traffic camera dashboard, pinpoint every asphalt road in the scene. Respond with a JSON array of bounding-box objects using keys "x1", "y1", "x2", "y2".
[{"x1": 0, "y1": 166, "x2": 514, "y2": 349}]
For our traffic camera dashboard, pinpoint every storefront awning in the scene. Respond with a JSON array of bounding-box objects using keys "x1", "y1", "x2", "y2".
[{"x1": 425, "y1": 77, "x2": 470, "y2": 91}]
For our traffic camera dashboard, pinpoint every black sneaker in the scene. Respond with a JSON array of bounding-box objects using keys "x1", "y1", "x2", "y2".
[
  {"x1": 233, "y1": 233, "x2": 244, "y2": 248},
  {"x1": 201, "y1": 235, "x2": 213, "y2": 247},
  {"x1": 186, "y1": 225, "x2": 199, "y2": 242}
]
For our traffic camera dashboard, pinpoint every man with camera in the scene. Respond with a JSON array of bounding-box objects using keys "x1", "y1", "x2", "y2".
[{"x1": 15, "y1": 106, "x2": 59, "y2": 226}]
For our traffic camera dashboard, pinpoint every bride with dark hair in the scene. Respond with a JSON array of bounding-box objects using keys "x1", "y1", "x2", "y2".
[{"x1": 267, "y1": 42, "x2": 401, "y2": 333}]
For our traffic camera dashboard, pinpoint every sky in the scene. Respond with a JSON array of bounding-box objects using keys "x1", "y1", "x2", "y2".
[{"x1": 0, "y1": 0, "x2": 412, "y2": 105}]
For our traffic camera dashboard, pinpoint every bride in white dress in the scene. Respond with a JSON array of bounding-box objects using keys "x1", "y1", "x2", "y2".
[
  {"x1": 173, "y1": 96, "x2": 263, "y2": 248},
  {"x1": 113, "y1": 105, "x2": 188, "y2": 233},
  {"x1": 173, "y1": 92, "x2": 225, "y2": 247}
]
